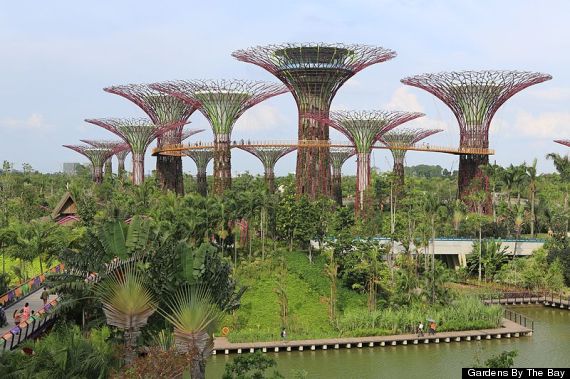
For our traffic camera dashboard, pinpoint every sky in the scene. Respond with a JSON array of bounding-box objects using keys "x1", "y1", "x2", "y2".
[{"x1": 1, "y1": 0, "x2": 569, "y2": 176}]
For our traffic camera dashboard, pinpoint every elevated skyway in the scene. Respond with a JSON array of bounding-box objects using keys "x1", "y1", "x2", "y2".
[{"x1": 152, "y1": 140, "x2": 495, "y2": 157}]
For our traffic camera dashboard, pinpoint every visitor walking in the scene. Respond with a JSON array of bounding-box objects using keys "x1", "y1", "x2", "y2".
[
  {"x1": 22, "y1": 303, "x2": 31, "y2": 322},
  {"x1": 0, "y1": 305, "x2": 7, "y2": 327},
  {"x1": 280, "y1": 327, "x2": 287, "y2": 341},
  {"x1": 417, "y1": 321, "x2": 424, "y2": 337},
  {"x1": 40, "y1": 287, "x2": 50, "y2": 305},
  {"x1": 428, "y1": 321, "x2": 436, "y2": 335},
  {"x1": 13, "y1": 309, "x2": 23, "y2": 325}
]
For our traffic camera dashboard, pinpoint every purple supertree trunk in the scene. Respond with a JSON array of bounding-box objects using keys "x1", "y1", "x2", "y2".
[{"x1": 214, "y1": 133, "x2": 231, "y2": 195}]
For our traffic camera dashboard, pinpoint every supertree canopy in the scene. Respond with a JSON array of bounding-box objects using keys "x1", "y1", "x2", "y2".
[
  {"x1": 181, "y1": 128, "x2": 205, "y2": 143},
  {"x1": 555, "y1": 139, "x2": 570, "y2": 148},
  {"x1": 151, "y1": 79, "x2": 288, "y2": 195},
  {"x1": 63, "y1": 144, "x2": 115, "y2": 183},
  {"x1": 80, "y1": 139, "x2": 130, "y2": 177},
  {"x1": 104, "y1": 84, "x2": 198, "y2": 194},
  {"x1": 322, "y1": 110, "x2": 424, "y2": 214},
  {"x1": 238, "y1": 146, "x2": 296, "y2": 193},
  {"x1": 184, "y1": 148, "x2": 215, "y2": 197},
  {"x1": 379, "y1": 128, "x2": 442, "y2": 187},
  {"x1": 401, "y1": 70, "x2": 552, "y2": 212},
  {"x1": 329, "y1": 147, "x2": 355, "y2": 206},
  {"x1": 232, "y1": 43, "x2": 397, "y2": 199},
  {"x1": 85, "y1": 117, "x2": 180, "y2": 185}
]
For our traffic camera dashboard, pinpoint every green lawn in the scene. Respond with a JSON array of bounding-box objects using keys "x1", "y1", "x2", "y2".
[
  {"x1": 224, "y1": 250, "x2": 502, "y2": 343},
  {"x1": 1, "y1": 256, "x2": 48, "y2": 286}
]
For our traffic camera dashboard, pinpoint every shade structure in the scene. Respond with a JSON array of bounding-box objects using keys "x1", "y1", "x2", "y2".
[
  {"x1": 104, "y1": 84, "x2": 199, "y2": 194},
  {"x1": 317, "y1": 110, "x2": 424, "y2": 216},
  {"x1": 151, "y1": 79, "x2": 288, "y2": 195},
  {"x1": 401, "y1": 70, "x2": 552, "y2": 212},
  {"x1": 85, "y1": 117, "x2": 182, "y2": 185},
  {"x1": 237, "y1": 146, "x2": 296, "y2": 193},
  {"x1": 554, "y1": 139, "x2": 570, "y2": 148},
  {"x1": 63, "y1": 144, "x2": 115, "y2": 183},
  {"x1": 329, "y1": 147, "x2": 356, "y2": 206},
  {"x1": 379, "y1": 128, "x2": 442, "y2": 188},
  {"x1": 232, "y1": 43, "x2": 397, "y2": 199}
]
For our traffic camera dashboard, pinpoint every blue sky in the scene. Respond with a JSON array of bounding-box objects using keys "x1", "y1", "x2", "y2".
[{"x1": 1, "y1": 0, "x2": 569, "y2": 176}]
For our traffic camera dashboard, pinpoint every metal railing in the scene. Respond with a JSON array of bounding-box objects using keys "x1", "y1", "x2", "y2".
[
  {"x1": 0, "y1": 264, "x2": 65, "y2": 308},
  {"x1": 503, "y1": 308, "x2": 534, "y2": 331},
  {"x1": 1, "y1": 298, "x2": 59, "y2": 352}
]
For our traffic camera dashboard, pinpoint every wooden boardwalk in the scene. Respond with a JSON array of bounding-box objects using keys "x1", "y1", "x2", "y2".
[
  {"x1": 484, "y1": 296, "x2": 570, "y2": 309},
  {"x1": 213, "y1": 319, "x2": 531, "y2": 355}
]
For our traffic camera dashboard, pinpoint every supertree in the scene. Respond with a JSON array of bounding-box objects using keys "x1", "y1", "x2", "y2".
[
  {"x1": 85, "y1": 118, "x2": 181, "y2": 185},
  {"x1": 63, "y1": 144, "x2": 115, "y2": 183},
  {"x1": 379, "y1": 128, "x2": 442, "y2": 187},
  {"x1": 181, "y1": 128, "x2": 205, "y2": 143},
  {"x1": 151, "y1": 79, "x2": 287, "y2": 195},
  {"x1": 80, "y1": 139, "x2": 130, "y2": 177},
  {"x1": 184, "y1": 148, "x2": 215, "y2": 196},
  {"x1": 232, "y1": 43, "x2": 397, "y2": 199},
  {"x1": 237, "y1": 146, "x2": 296, "y2": 193},
  {"x1": 104, "y1": 84, "x2": 198, "y2": 194},
  {"x1": 329, "y1": 147, "x2": 355, "y2": 206},
  {"x1": 401, "y1": 70, "x2": 552, "y2": 212},
  {"x1": 555, "y1": 139, "x2": 570, "y2": 148},
  {"x1": 319, "y1": 110, "x2": 424, "y2": 215}
]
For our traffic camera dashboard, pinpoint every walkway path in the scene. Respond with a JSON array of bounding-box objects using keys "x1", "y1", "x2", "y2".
[
  {"x1": 213, "y1": 319, "x2": 531, "y2": 355},
  {"x1": 0, "y1": 289, "x2": 53, "y2": 337}
]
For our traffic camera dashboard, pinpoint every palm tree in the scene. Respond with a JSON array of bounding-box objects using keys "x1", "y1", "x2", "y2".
[
  {"x1": 546, "y1": 153, "x2": 570, "y2": 235},
  {"x1": 160, "y1": 286, "x2": 223, "y2": 379},
  {"x1": 95, "y1": 263, "x2": 157, "y2": 364},
  {"x1": 525, "y1": 159, "x2": 538, "y2": 237}
]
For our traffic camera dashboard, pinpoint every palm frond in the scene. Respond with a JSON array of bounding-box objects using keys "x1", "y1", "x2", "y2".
[{"x1": 94, "y1": 263, "x2": 156, "y2": 330}]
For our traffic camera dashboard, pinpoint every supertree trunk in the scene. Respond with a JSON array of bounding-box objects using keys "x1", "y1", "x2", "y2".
[
  {"x1": 117, "y1": 157, "x2": 126, "y2": 178},
  {"x1": 132, "y1": 152, "x2": 145, "y2": 185},
  {"x1": 156, "y1": 154, "x2": 185, "y2": 195},
  {"x1": 196, "y1": 171, "x2": 208, "y2": 197},
  {"x1": 265, "y1": 167, "x2": 275, "y2": 193},
  {"x1": 104, "y1": 158, "x2": 113, "y2": 177},
  {"x1": 213, "y1": 133, "x2": 231, "y2": 195},
  {"x1": 296, "y1": 102, "x2": 330, "y2": 199},
  {"x1": 393, "y1": 158, "x2": 405, "y2": 189},
  {"x1": 355, "y1": 152, "x2": 371, "y2": 216},
  {"x1": 459, "y1": 154, "x2": 492, "y2": 213},
  {"x1": 93, "y1": 165, "x2": 103, "y2": 184},
  {"x1": 331, "y1": 167, "x2": 343, "y2": 206}
]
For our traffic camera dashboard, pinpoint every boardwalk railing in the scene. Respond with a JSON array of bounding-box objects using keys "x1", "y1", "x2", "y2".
[
  {"x1": 0, "y1": 264, "x2": 65, "y2": 308},
  {"x1": 503, "y1": 308, "x2": 534, "y2": 331},
  {"x1": 1, "y1": 298, "x2": 59, "y2": 352}
]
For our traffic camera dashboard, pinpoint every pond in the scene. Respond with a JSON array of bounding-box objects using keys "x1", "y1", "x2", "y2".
[{"x1": 207, "y1": 306, "x2": 570, "y2": 378}]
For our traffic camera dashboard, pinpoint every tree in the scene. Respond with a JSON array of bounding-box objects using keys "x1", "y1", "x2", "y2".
[
  {"x1": 546, "y1": 153, "x2": 570, "y2": 235},
  {"x1": 526, "y1": 159, "x2": 538, "y2": 237},
  {"x1": 160, "y1": 286, "x2": 223, "y2": 379},
  {"x1": 95, "y1": 263, "x2": 157, "y2": 364},
  {"x1": 222, "y1": 351, "x2": 283, "y2": 379},
  {"x1": 466, "y1": 239, "x2": 510, "y2": 282}
]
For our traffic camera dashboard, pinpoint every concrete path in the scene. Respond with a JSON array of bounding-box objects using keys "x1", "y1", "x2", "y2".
[{"x1": 0, "y1": 289, "x2": 53, "y2": 336}]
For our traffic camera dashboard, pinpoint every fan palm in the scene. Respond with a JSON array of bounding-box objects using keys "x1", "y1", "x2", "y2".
[
  {"x1": 160, "y1": 285, "x2": 223, "y2": 379},
  {"x1": 95, "y1": 263, "x2": 156, "y2": 363}
]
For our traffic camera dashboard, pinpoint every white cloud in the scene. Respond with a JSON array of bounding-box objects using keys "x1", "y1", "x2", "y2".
[
  {"x1": 0, "y1": 113, "x2": 51, "y2": 130},
  {"x1": 384, "y1": 86, "x2": 425, "y2": 112},
  {"x1": 499, "y1": 111, "x2": 570, "y2": 139},
  {"x1": 234, "y1": 104, "x2": 285, "y2": 133}
]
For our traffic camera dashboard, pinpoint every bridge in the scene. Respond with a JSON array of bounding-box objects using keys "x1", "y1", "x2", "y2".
[
  {"x1": 152, "y1": 140, "x2": 495, "y2": 157},
  {"x1": 372, "y1": 237, "x2": 544, "y2": 269}
]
